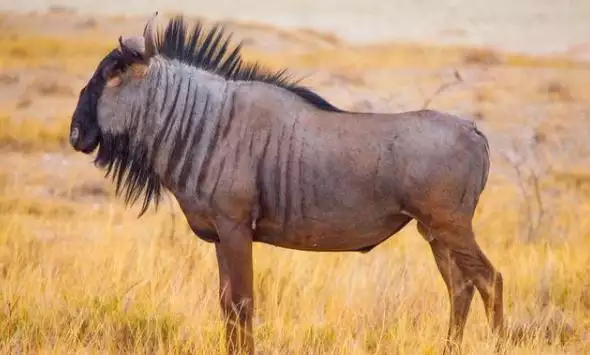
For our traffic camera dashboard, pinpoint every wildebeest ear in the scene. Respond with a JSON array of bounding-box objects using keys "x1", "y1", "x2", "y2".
[
  {"x1": 119, "y1": 36, "x2": 147, "y2": 62},
  {"x1": 143, "y1": 11, "x2": 159, "y2": 59}
]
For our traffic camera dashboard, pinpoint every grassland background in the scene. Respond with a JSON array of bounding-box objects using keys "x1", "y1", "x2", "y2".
[{"x1": 1, "y1": 7, "x2": 590, "y2": 355}]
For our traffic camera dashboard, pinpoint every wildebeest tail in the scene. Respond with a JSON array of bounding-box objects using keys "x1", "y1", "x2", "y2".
[{"x1": 473, "y1": 121, "x2": 490, "y2": 195}]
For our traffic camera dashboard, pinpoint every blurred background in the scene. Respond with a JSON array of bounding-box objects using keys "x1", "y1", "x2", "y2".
[
  {"x1": 4, "y1": 0, "x2": 590, "y2": 55},
  {"x1": 0, "y1": 1, "x2": 589, "y2": 354}
]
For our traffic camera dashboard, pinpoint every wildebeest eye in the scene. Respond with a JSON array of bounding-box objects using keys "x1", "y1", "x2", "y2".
[
  {"x1": 107, "y1": 69, "x2": 122, "y2": 79},
  {"x1": 101, "y1": 59, "x2": 122, "y2": 80}
]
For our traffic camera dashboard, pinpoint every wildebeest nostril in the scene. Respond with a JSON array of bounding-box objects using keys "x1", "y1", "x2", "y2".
[{"x1": 70, "y1": 126, "x2": 80, "y2": 146}]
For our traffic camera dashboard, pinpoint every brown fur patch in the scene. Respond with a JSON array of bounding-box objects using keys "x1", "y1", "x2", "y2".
[{"x1": 130, "y1": 64, "x2": 148, "y2": 79}]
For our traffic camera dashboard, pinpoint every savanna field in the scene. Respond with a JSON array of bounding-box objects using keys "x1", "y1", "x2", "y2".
[{"x1": 1, "y1": 9, "x2": 590, "y2": 354}]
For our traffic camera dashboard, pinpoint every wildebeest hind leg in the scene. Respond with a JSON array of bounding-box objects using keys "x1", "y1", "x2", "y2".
[
  {"x1": 418, "y1": 223, "x2": 475, "y2": 354},
  {"x1": 430, "y1": 222, "x2": 505, "y2": 345},
  {"x1": 451, "y1": 237, "x2": 504, "y2": 337}
]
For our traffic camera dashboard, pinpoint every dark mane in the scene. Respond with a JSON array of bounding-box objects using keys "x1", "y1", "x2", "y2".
[
  {"x1": 94, "y1": 131, "x2": 162, "y2": 217},
  {"x1": 154, "y1": 15, "x2": 344, "y2": 112}
]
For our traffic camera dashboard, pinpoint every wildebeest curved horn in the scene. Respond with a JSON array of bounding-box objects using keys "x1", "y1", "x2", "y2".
[{"x1": 143, "y1": 11, "x2": 159, "y2": 58}]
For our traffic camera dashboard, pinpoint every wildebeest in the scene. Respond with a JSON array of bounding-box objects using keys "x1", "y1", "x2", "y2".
[{"x1": 69, "y1": 12, "x2": 504, "y2": 354}]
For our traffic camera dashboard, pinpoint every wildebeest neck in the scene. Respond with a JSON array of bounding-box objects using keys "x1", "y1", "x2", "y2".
[{"x1": 141, "y1": 61, "x2": 235, "y2": 203}]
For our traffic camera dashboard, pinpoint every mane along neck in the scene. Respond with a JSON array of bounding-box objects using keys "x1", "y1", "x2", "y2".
[{"x1": 152, "y1": 15, "x2": 344, "y2": 113}]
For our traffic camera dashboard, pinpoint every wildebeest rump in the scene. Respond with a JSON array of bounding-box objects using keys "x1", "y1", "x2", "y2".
[{"x1": 69, "y1": 12, "x2": 504, "y2": 354}]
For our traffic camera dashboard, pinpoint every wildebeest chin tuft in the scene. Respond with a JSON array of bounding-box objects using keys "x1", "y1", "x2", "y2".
[{"x1": 94, "y1": 132, "x2": 162, "y2": 216}]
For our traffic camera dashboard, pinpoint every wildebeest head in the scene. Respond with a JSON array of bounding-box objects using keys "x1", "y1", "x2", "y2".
[{"x1": 69, "y1": 13, "x2": 159, "y2": 154}]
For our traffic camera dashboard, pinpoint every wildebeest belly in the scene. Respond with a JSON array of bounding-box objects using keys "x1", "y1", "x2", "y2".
[{"x1": 253, "y1": 213, "x2": 412, "y2": 252}]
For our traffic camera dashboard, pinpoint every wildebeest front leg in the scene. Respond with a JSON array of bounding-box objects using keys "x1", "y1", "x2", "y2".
[{"x1": 214, "y1": 219, "x2": 254, "y2": 355}]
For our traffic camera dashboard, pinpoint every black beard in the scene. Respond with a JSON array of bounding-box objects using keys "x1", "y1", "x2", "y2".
[{"x1": 94, "y1": 132, "x2": 163, "y2": 216}]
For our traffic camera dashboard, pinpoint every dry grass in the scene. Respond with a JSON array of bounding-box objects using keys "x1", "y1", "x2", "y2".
[
  {"x1": 0, "y1": 35, "x2": 112, "y2": 72},
  {"x1": 0, "y1": 114, "x2": 71, "y2": 152},
  {"x1": 1, "y1": 17, "x2": 590, "y2": 354},
  {"x1": 1, "y1": 162, "x2": 590, "y2": 354}
]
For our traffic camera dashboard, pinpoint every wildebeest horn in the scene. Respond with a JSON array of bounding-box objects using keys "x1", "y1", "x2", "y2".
[{"x1": 143, "y1": 11, "x2": 159, "y2": 58}]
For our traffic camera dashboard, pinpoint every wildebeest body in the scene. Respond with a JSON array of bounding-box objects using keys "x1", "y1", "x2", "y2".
[
  {"x1": 69, "y1": 13, "x2": 503, "y2": 355},
  {"x1": 176, "y1": 81, "x2": 489, "y2": 253}
]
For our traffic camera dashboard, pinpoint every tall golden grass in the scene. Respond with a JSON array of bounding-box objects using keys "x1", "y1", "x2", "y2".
[{"x1": 1, "y1": 24, "x2": 589, "y2": 354}]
